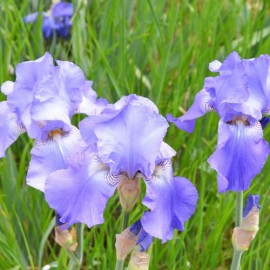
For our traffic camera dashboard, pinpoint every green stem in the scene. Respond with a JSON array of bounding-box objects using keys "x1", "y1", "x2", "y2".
[
  {"x1": 235, "y1": 191, "x2": 243, "y2": 227},
  {"x1": 75, "y1": 223, "x2": 85, "y2": 264},
  {"x1": 115, "y1": 210, "x2": 130, "y2": 270},
  {"x1": 115, "y1": 260, "x2": 124, "y2": 270},
  {"x1": 230, "y1": 250, "x2": 243, "y2": 270},
  {"x1": 230, "y1": 191, "x2": 243, "y2": 270}
]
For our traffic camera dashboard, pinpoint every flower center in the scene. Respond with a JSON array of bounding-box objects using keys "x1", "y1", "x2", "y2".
[
  {"x1": 226, "y1": 116, "x2": 250, "y2": 126},
  {"x1": 48, "y1": 128, "x2": 64, "y2": 138}
]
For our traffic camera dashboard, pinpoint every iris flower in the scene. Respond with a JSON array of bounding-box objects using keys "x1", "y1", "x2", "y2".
[
  {"x1": 0, "y1": 52, "x2": 106, "y2": 191},
  {"x1": 24, "y1": 2, "x2": 73, "y2": 39},
  {"x1": 167, "y1": 52, "x2": 270, "y2": 192},
  {"x1": 45, "y1": 94, "x2": 198, "y2": 242}
]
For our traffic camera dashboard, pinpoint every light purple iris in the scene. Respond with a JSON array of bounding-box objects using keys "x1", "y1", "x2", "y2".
[
  {"x1": 167, "y1": 52, "x2": 270, "y2": 192},
  {"x1": 0, "y1": 52, "x2": 106, "y2": 191},
  {"x1": 45, "y1": 94, "x2": 198, "y2": 242},
  {"x1": 24, "y1": 2, "x2": 73, "y2": 39}
]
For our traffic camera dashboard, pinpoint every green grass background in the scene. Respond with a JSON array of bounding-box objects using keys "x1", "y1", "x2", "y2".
[{"x1": 1, "y1": 0, "x2": 270, "y2": 269}]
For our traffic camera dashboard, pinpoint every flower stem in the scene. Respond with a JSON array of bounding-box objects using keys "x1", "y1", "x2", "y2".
[
  {"x1": 235, "y1": 191, "x2": 243, "y2": 227},
  {"x1": 230, "y1": 250, "x2": 243, "y2": 270},
  {"x1": 75, "y1": 223, "x2": 84, "y2": 264},
  {"x1": 230, "y1": 191, "x2": 243, "y2": 270},
  {"x1": 115, "y1": 210, "x2": 130, "y2": 270}
]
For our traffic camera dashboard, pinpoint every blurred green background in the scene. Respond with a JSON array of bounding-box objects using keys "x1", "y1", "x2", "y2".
[{"x1": 1, "y1": 0, "x2": 270, "y2": 269}]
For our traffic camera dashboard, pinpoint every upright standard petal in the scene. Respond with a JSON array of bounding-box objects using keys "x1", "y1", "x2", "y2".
[
  {"x1": 0, "y1": 102, "x2": 25, "y2": 157},
  {"x1": 7, "y1": 53, "x2": 54, "y2": 129},
  {"x1": 45, "y1": 153, "x2": 120, "y2": 228},
  {"x1": 31, "y1": 60, "x2": 86, "y2": 127},
  {"x1": 208, "y1": 120, "x2": 269, "y2": 192},
  {"x1": 27, "y1": 125, "x2": 86, "y2": 191},
  {"x1": 210, "y1": 51, "x2": 241, "y2": 75},
  {"x1": 167, "y1": 89, "x2": 213, "y2": 133},
  {"x1": 235, "y1": 55, "x2": 270, "y2": 121},
  {"x1": 93, "y1": 95, "x2": 169, "y2": 178},
  {"x1": 141, "y1": 160, "x2": 198, "y2": 242}
]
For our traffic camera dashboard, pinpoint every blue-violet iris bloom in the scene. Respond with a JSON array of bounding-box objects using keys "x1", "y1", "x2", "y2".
[
  {"x1": 0, "y1": 52, "x2": 107, "y2": 191},
  {"x1": 24, "y1": 2, "x2": 73, "y2": 38},
  {"x1": 167, "y1": 52, "x2": 270, "y2": 192},
  {"x1": 44, "y1": 94, "x2": 198, "y2": 242}
]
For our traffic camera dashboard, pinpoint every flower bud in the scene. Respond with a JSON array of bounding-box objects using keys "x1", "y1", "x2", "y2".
[
  {"x1": 128, "y1": 251, "x2": 150, "y2": 270},
  {"x1": 118, "y1": 175, "x2": 141, "y2": 211},
  {"x1": 55, "y1": 226, "x2": 78, "y2": 252},
  {"x1": 232, "y1": 195, "x2": 260, "y2": 252},
  {"x1": 115, "y1": 220, "x2": 153, "y2": 261},
  {"x1": 115, "y1": 228, "x2": 137, "y2": 260}
]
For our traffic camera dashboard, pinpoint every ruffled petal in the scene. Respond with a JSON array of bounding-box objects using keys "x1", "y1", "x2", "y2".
[
  {"x1": 26, "y1": 126, "x2": 86, "y2": 191},
  {"x1": 31, "y1": 60, "x2": 86, "y2": 126},
  {"x1": 214, "y1": 51, "x2": 241, "y2": 75},
  {"x1": 235, "y1": 55, "x2": 270, "y2": 121},
  {"x1": 93, "y1": 95, "x2": 168, "y2": 178},
  {"x1": 208, "y1": 120, "x2": 269, "y2": 192},
  {"x1": 45, "y1": 153, "x2": 119, "y2": 228},
  {"x1": 156, "y1": 142, "x2": 176, "y2": 163},
  {"x1": 167, "y1": 89, "x2": 212, "y2": 133},
  {"x1": 0, "y1": 102, "x2": 25, "y2": 157},
  {"x1": 204, "y1": 65, "x2": 249, "y2": 122},
  {"x1": 141, "y1": 161, "x2": 198, "y2": 242},
  {"x1": 7, "y1": 53, "x2": 54, "y2": 129}
]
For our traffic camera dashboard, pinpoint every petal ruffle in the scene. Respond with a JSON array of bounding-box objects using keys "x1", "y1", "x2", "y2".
[
  {"x1": 7, "y1": 53, "x2": 54, "y2": 129},
  {"x1": 26, "y1": 126, "x2": 86, "y2": 191},
  {"x1": 209, "y1": 51, "x2": 241, "y2": 75},
  {"x1": 31, "y1": 60, "x2": 86, "y2": 126},
  {"x1": 204, "y1": 65, "x2": 249, "y2": 122},
  {"x1": 141, "y1": 161, "x2": 198, "y2": 242},
  {"x1": 45, "y1": 154, "x2": 119, "y2": 228},
  {"x1": 156, "y1": 142, "x2": 176, "y2": 163},
  {"x1": 0, "y1": 102, "x2": 25, "y2": 157},
  {"x1": 208, "y1": 120, "x2": 269, "y2": 192},
  {"x1": 167, "y1": 89, "x2": 212, "y2": 133},
  {"x1": 235, "y1": 55, "x2": 270, "y2": 121}
]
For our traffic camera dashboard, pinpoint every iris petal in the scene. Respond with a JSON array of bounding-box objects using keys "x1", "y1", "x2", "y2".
[
  {"x1": 141, "y1": 161, "x2": 198, "y2": 242},
  {"x1": 94, "y1": 95, "x2": 168, "y2": 178},
  {"x1": 167, "y1": 88, "x2": 212, "y2": 133},
  {"x1": 0, "y1": 102, "x2": 25, "y2": 157},
  {"x1": 27, "y1": 126, "x2": 86, "y2": 191},
  {"x1": 208, "y1": 120, "x2": 269, "y2": 192},
  {"x1": 45, "y1": 153, "x2": 119, "y2": 228},
  {"x1": 31, "y1": 60, "x2": 85, "y2": 127},
  {"x1": 52, "y1": 2, "x2": 73, "y2": 18},
  {"x1": 7, "y1": 53, "x2": 54, "y2": 130}
]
